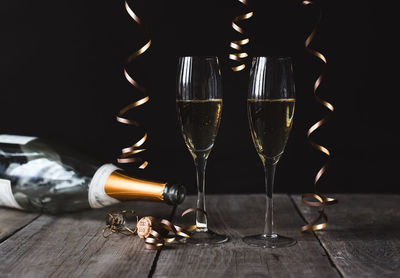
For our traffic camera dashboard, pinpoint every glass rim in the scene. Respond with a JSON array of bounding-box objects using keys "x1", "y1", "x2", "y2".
[
  {"x1": 252, "y1": 56, "x2": 292, "y2": 61},
  {"x1": 178, "y1": 56, "x2": 219, "y2": 60}
]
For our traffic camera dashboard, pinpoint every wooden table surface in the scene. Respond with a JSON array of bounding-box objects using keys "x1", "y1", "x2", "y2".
[{"x1": 1, "y1": 194, "x2": 399, "y2": 278}]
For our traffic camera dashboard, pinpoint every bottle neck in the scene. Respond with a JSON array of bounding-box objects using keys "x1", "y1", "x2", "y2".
[{"x1": 104, "y1": 171, "x2": 167, "y2": 202}]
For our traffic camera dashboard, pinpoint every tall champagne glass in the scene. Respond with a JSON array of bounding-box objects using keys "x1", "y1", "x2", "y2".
[
  {"x1": 176, "y1": 56, "x2": 228, "y2": 245},
  {"x1": 244, "y1": 57, "x2": 297, "y2": 248}
]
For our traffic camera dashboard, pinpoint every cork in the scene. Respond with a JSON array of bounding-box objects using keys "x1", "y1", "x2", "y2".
[{"x1": 137, "y1": 216, "x2": 167, "y2": 239}]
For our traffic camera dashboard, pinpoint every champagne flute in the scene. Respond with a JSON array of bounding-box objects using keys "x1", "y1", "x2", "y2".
[
  {"x1": 176, "y1": 56, "x2": 228, "y2": 245},
  {"x1": 243, "y1": 57, "x2": 297, "y2": 248}
]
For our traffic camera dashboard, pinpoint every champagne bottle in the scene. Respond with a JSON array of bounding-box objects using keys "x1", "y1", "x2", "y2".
[{"x1": 0, "y1": 134, "x2": 185, "y2": 213}]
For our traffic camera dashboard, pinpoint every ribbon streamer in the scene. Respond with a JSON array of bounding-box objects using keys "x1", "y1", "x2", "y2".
[
  {"x1": 142, "y1": 208, "x2": 206, "y2": 249},
  {"x1": 229, "y1": 0, "x2": 253, "y2": 71},
  {"x1": 301, "y1": 0, "x2": 337, "y2": 232},
  {"x1": 116, "y1": 1, "x2": 151, "y2": 168},
  {"x1": 142, "y1": 217, "x2": 191, "y2": 250}
]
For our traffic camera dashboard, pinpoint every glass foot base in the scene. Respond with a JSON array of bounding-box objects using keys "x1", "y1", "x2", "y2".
[
  {"x1": 180, "y1": 229, "x2": 229, "y2": 246},
  {"x1": 243, "y1": 233, "x2": 297, "y2": 248}
]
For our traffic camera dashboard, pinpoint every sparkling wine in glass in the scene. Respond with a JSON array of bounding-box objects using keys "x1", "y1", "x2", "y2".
[
  {"x1": 176, "y1": 56, "x2": 228, "y2": 245},
  {"x1": 243, "y1": 57, "x2": 297, "y2": 248}
]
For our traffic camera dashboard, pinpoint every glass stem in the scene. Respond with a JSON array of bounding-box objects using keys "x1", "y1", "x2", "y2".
[
  {"x1": 263, "y1": 160, "x2": 277, "y2": 237},
  {"x1": 194, "y1": 153, "x2": 208, "y2": 232}
]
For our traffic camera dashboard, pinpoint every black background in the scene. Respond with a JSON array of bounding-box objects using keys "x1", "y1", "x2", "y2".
[{"x1": 0, "y1": 0, "x2": 395, "y2": 194}]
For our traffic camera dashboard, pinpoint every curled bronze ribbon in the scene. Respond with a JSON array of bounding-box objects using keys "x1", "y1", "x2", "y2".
[
  {"x1": 301, "y1": 0, "x2": 337, "y2": 232},
  {"x1": 116, "y1": 1, "x2": 151, "y2": 169},
  {"x1": 229, "y1": 0, "x2": 253, "y2": 71},
  {"x1": 141, "y1": 218, "x2": 191, "y2": 250},
  {"x1": 136, "y1": 208, "x2": 206, "y2": 250},
  {"x1": 180, "y1": 207, "x2": 207, "y2": 232}
]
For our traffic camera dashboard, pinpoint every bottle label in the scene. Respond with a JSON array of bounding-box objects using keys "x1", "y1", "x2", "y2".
[
  {"x1": 0, "y1": 179, "x2": 23, "y2": 210},
  {"x1": 0, "y1": 134, "x2": 37, "y2": 145},
  {"x1": 88, "y1": 164, "x2": 121, "y2": 208}
]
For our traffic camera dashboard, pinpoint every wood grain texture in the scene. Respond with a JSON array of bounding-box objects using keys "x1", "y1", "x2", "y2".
[
  {"x1": 153, "y1": 194, "x2": 340, "y2": 278},
  {"x1": 0, "y1": 201, "x2": 174, "y2": 278},
  {"x1": 292, "y1": 194, "x2": 400, "y2": 278},
  {"x1": 0, "y1": 208, "x2": 39, "y2": 242}
]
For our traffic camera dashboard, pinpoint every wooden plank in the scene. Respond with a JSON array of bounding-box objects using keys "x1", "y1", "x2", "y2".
[
  {"x1": 153, "y1": 194, "x2": 340, "y2": 278},
  {"x1": 0, "y1": 201, "x2": 174, "y2": 278},
  {"x1": 292, "y1": 194, "x2": 400, "y2": 277},
  {"x1": 0, "y1": 208, "x2": 39, "y2": 242}
]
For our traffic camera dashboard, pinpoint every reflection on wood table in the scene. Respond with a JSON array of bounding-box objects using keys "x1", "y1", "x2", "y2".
[{"x1": 1, "y1": 194, "x2": 399, "y2": 278}]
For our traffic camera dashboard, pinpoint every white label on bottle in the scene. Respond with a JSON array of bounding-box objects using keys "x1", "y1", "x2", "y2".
[
  {"x1": 0, "y1": 134, "x2": 37, "y2": 145},
  {"x1": 88, "y1": 164, "x2": 121, "y2": 208},
  {"x1": 0, "y1": 179, "x2": 23, "y2": 210},
  {"x1": 6, "y1": 158, "x2": 87, "y2": 191}
]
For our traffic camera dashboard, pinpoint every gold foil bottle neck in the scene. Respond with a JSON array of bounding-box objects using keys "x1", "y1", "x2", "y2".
[{"x1": 104, "y1": 171, "x2": 166, "y2": 202}]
